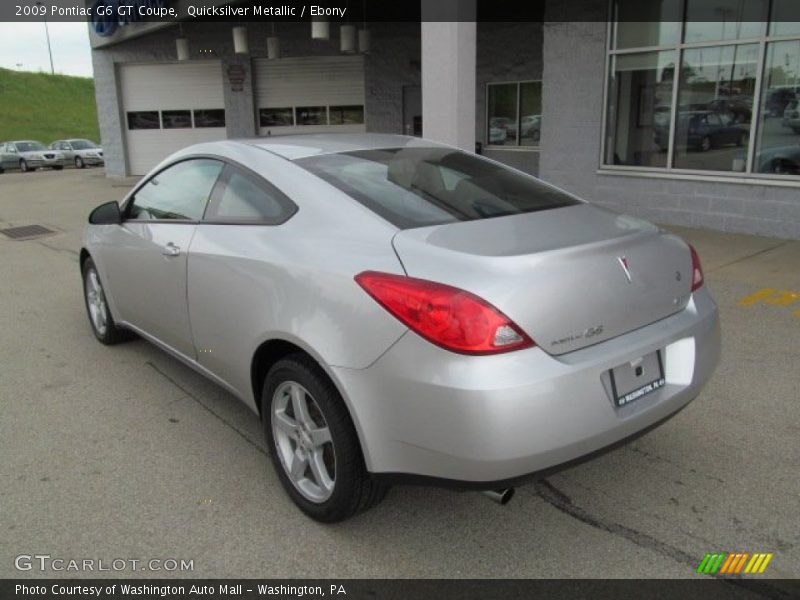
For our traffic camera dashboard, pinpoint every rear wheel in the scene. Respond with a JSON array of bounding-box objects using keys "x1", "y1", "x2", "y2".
[
  {"x1": 82, "y1": 257, "x2": 133, "y2": 345},
  {"x1": 75, "y1": 156, "x2": 85, "y2": 169},
  {"x1": 262, "y1": 354, "x2": 388, "y2": 522}
]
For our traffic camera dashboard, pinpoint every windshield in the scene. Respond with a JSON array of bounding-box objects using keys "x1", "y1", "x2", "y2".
[
  {"x1": 15, "y1": 141, "x2": 46, "y2": 152},
  {"x1": 70, "y1": 140, "x2": 97, "y2": 150},
  {"x1": 296, "y1": 147, "x2": 580, "y2": 229}
]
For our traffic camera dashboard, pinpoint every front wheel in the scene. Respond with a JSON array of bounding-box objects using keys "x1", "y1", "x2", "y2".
[
  {"x1": 82, "y1": 257, "x2": 133, "y2": 345},
  {"x1": 700, "y1": 136, "x2": 712, "y2": 152},
  {"x1": 75, "y1": 156, "x2": 85, "y2": 169},
  {"x1": 262, "y1": 355, "x2": 388, "y2": 522},
  {"x1": 20, "y1": 159, "x2": 30, "y2": 172}
]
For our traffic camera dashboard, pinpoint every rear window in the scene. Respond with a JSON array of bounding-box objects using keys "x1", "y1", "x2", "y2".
[{"x1": 296, "y1": 147, "x2": 579, "y2": 229}]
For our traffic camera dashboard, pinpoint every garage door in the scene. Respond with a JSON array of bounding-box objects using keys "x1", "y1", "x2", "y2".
[
  {"x1": 120, "y1": 62, "x2": 226, "y2": 175},
  {"x1": 254, "y1": 56, "x2": 366, "y2": 136}
]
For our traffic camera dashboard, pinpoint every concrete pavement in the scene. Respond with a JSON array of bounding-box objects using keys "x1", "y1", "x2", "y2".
[{"x1": 0, "y1": 168, "x2": 798, "y2": 583}]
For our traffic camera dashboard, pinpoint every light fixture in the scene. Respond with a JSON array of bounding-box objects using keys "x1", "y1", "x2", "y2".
[
  {"x1": 267, "y1": 22, "x2": 280, "y2": 60},
  {"x1": 311, "y1": 18, "x2": 329, "y2": 40},
  {"x1": 233, "y1": 26, "x2": 248, "y2": 54},
  {"x1": 340, "y1": 24, "x2": 356, "y2": 53},
  {"x1": 176, "y1": 36, "x2": 189, "y2": 61},
  {"x1": 358, "y1": 29, "x2": 370, "y2": 54}
]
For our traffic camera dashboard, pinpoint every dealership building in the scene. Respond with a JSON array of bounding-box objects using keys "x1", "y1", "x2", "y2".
[{"x1": 89, "y1": 0, "x2": 800, "y2": 239}]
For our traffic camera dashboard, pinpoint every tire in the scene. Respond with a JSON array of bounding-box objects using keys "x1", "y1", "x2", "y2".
[
  {"x1": 75, "y1": 156, "x2": 85, "y2": 169},
  {"x1": 81, "y1": 257, "x2": 134, "y2": 345},
  {"x1": 700, "y1": 136, "x2": 711, "y2": 152},
  {"x1": 20, "y1": 159, "x2": 30, "y2": 172},
  {"x1": 262, "y1": 354, "x2": 388, "y2": 522}
]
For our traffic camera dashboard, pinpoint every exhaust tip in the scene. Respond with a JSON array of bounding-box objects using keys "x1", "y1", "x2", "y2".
[{"x1": 482, "y1": 488, "x2": 515, "y2": 505}]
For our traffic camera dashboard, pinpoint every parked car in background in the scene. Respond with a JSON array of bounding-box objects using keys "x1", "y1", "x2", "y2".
[
  {"x1": 755, "y1": 144, "x2": 800, "y2": 174},
  {"x1": 80, "y1": 134, "x2": 720, "y2": 522},
  {"x1": 781, "y1": 99, "x2": 800, "y2": 133},
  {"x1": 489, "y1": 117, "x2": 517, "y2": 141},
  {"x1": 655, "y1": 111, "x2": 748, "y2": 152},
  {"x1": 765, "y1": 87, "x2": 798, "y2": 118},
  {"x1": 0, "y1": 140, "x2": 65, "y2": 172},
  {"x1": 521, "y1": 115, "x2": 542, "y2": 142},
  {"x1": 50, "y1": 139, "x2": 104, "y2": 168},
  {"x1": 707, "y1": 97, "x2": 752, "y2": 123}
]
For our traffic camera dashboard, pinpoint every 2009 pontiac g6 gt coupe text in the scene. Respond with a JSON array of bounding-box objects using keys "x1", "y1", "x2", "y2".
[{"x1": 81, "y1": 134, "x2": 720, "y2": 522}]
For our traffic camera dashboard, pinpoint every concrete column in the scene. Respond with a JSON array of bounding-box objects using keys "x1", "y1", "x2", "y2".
[
  {"x1": 221, "y1": 55, "x2": 256, "y2": 138},
  {"x1": 421, "y1": 1, "x2": 476, "y2": 151}
]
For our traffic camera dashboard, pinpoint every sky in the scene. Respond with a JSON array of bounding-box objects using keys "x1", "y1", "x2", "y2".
[{"x1": 0, "y1": 22, "x2": 93, "y2": 77}]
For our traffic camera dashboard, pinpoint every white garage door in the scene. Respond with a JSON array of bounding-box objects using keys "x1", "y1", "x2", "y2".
[
  {"x1": 120, "y1": 62, "x2": 226, "y2": 175},
  {"x1": 254, "y1": 56, "x2": 366, "y2": 136}
]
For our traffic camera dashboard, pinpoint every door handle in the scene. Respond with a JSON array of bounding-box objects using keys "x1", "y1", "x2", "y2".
[{"x1": 162, "y1": 242, "x2": 181, "y2": 257}]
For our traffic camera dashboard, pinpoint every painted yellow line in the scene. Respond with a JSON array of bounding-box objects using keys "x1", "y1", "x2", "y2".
[
  {"x1": 758, "y1": 553, "x2": 773, "y2": 573},
  {"x1": 764, "y1": 291, "x2": 800, "y2": 306},
  {"x1": 739, "y1": 288, "x2": 776, "y2": 305}
]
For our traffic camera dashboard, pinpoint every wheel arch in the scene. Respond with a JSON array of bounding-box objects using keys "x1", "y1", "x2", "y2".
[{"x1": 250, "y1": 336, "x2": 373, "y2": 469}]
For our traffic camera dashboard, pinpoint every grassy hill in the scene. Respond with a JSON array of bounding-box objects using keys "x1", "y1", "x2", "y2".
[{"x1": 0, "y1": 68, "x2": 100, "y2": 144}]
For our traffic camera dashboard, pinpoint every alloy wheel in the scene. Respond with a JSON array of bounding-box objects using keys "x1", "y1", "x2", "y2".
[
  {"x1": 271, "y1": 381, "x2": 336, "y2": 503},
  {"x1": 85, "y1": 268, "x2": 108, "y2": 336}
]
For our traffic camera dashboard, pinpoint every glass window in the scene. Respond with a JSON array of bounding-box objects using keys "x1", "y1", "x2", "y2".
[
  {"x1": 606, "y1": 50, "x2": 675, "y2": 167},
  {"x1": 297, "y1": 147, "x2": 579, "y2": 230},
  {"x1": 684, "y1": 0, "x2": 767, "y2": 43},
  {"x1": 519, "y1": 82, "x2": 542, "y2": 147},
  {"x1": 755, "y1": 40, "x2": 800, "y2": 174},
  {"x1": 259, "y1": 107, "x2": 294, "y2": 127},
  {"x1": 162, "y1": 110, "x2": 192, "y2": 129},
  {"x1": 128, "y1": 159, "x2": 223, "y2": 221},
  {"x1": 193, "y1": 109, "x2": 225, "y2": 128},
  {"x1": 769, "y1": 0, "x2": 800, "y2": 36},
  {"x1": 329, "y1": 105, "x2": 365, "y2": 125},
  {"x1": 487, "y1": 83, "x2": 517, "y2": 146},
  {"x1": 207, "y1": 170, "x2": 293, "y2": 222},
  {"x1": 673, "y1": 44, "x2": 758, "y2": 171},
  {"x1": 127, "y1": 111, "x2": 160, "y2": 130},
  {"x1": 295, "y1": 106, "x2": 326, "y2": 126},
  {"x1": 613, "y1": 0, "x2": 682, "y2": 48}
]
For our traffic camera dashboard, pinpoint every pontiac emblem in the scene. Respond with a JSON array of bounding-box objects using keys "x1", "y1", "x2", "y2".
[{"x1": 617, "y1": 256, "x2": 632, "y2": 283}]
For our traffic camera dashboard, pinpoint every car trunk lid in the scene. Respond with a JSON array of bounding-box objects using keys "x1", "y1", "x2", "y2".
[{"x1": 391, "y1": 204, "x2": 694, "y2": 355}]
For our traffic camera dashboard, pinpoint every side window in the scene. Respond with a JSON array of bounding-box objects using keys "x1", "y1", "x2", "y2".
[
  {"x1": 205, "y1": 169, "x2": 296, "y2": 224},
  {"x1": 128, "y1": 159, "x2": 223, "y2": 221}
]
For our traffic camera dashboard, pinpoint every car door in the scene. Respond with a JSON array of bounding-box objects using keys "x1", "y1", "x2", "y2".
[
  {"x1": 60, "y1": 142, "x2": 74, "y2": 161},
  {"x1": 99, "y1": 158, "x2": 224, "y2": 358}
]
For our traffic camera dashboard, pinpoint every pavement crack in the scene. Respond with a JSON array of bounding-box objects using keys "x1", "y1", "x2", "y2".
[
  {"x1": 533, "y1": 479, "x2": 793, "y2": 599},
  {"x1": 144, "y1": 360, "x2": 267, "y2": 456},
  {"x1": 707, "y1": 241, "x2": 789, "y2": 274}
]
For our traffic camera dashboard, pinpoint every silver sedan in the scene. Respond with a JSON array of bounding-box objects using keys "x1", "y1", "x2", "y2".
[{"x1": 80, "y1": 134, "x2": 720, "y2": 522}]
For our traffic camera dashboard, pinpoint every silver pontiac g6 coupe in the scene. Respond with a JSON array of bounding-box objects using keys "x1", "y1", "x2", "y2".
[{"x1": 81, "y1": 134, "x2": 720, "y2": 522}]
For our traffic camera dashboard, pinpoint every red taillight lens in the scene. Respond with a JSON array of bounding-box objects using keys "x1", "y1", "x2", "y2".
[
  {"x1": 355, "y1": 271, "x2": 535, "y2": 355},
  {"x1": 689, "y1": 243, "x2": 704, "y2": 291}
]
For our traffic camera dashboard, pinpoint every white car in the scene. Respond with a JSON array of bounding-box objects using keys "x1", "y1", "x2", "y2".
[
  {"x1": 0, "y1": 140, "x2": 65, "y2": 172},
  {"x1": 50, "y1": 139, "x2": 105, "y2": 168}
]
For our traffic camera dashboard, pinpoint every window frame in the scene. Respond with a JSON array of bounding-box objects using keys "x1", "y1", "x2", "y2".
[
  {"x1": 202, "y1": 163, "x2": 299, "y2": 226},
  {"x1": 485, "y1": 80, "x2": 542, "y2": 151},
  {"x1": 120, "y1": 155, "x2": 297, "y2": 226},
  {"x1": 601, "y1": 0, "x2": 800, "y2": 184}
]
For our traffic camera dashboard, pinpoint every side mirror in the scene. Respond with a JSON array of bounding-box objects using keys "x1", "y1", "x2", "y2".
[{"x1": 88, "y1": 201, "x2": 122, "y2": 225}]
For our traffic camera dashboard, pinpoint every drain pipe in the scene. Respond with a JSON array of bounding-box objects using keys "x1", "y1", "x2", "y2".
[{"x1": 482, "y1": 488, "x2": 515, "y2": 505}]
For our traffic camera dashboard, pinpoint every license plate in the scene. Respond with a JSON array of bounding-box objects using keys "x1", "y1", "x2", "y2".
[{"x1": 609, "y1": 350, "x2": 665, "y2": 407}]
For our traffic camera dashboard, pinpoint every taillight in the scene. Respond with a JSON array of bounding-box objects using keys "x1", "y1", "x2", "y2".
[
  {"x1": 689, "y1": 243, "x2": 704, "y2": 291},
  {"x1": 355, "y1": 271, "x2": 534, "y2": 355}
]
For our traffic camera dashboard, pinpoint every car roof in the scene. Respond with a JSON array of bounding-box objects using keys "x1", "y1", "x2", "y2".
[{"x1": 239, "y1": 133, "x2": 449, "y2": 160}]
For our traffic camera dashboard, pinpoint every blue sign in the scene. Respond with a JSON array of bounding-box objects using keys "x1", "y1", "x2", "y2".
[{"x1": 91, "y1": 0, "x2": 172, "y2": 38}]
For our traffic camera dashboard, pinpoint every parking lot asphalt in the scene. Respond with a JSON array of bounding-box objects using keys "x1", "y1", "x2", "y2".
[{"x1": 1, "y1": 169, "x2": 798, "y2": 583}]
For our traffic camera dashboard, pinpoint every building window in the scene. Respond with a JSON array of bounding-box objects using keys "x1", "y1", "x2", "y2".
[
  {"x1": 487, "y1": 81, "x2": 542, "y2": 148},
  {"x1": 329, "y1": 105, "x2": 365, "y2": 125},
  {"x1": 605, "y1": 0, "x2": 800, "y2": 179},
  {"x1": 162, "y1": 110, "x2": 192, "y2": 129},
  {"x1": 295, "y1": 106, "x2": 327, "y2": 126},
  {"x1": 127, "y1": 111, "x2": 160, "y2": 130},
  {"x1": 193, "y1": 109, "x2": 225, "y2": 128},
  {"x1": 260, "y1": 107, "x2": 294, "y2": 127}
]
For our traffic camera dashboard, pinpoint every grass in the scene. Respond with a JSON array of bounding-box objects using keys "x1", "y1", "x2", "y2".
[{"x1": 0, "y1": 68, "x2": 100, "y2": 144}]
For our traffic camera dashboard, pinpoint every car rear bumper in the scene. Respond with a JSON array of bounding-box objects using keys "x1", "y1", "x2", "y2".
[{"x1": 332, "y1": 287, "x2": 720, "y2": 485}]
